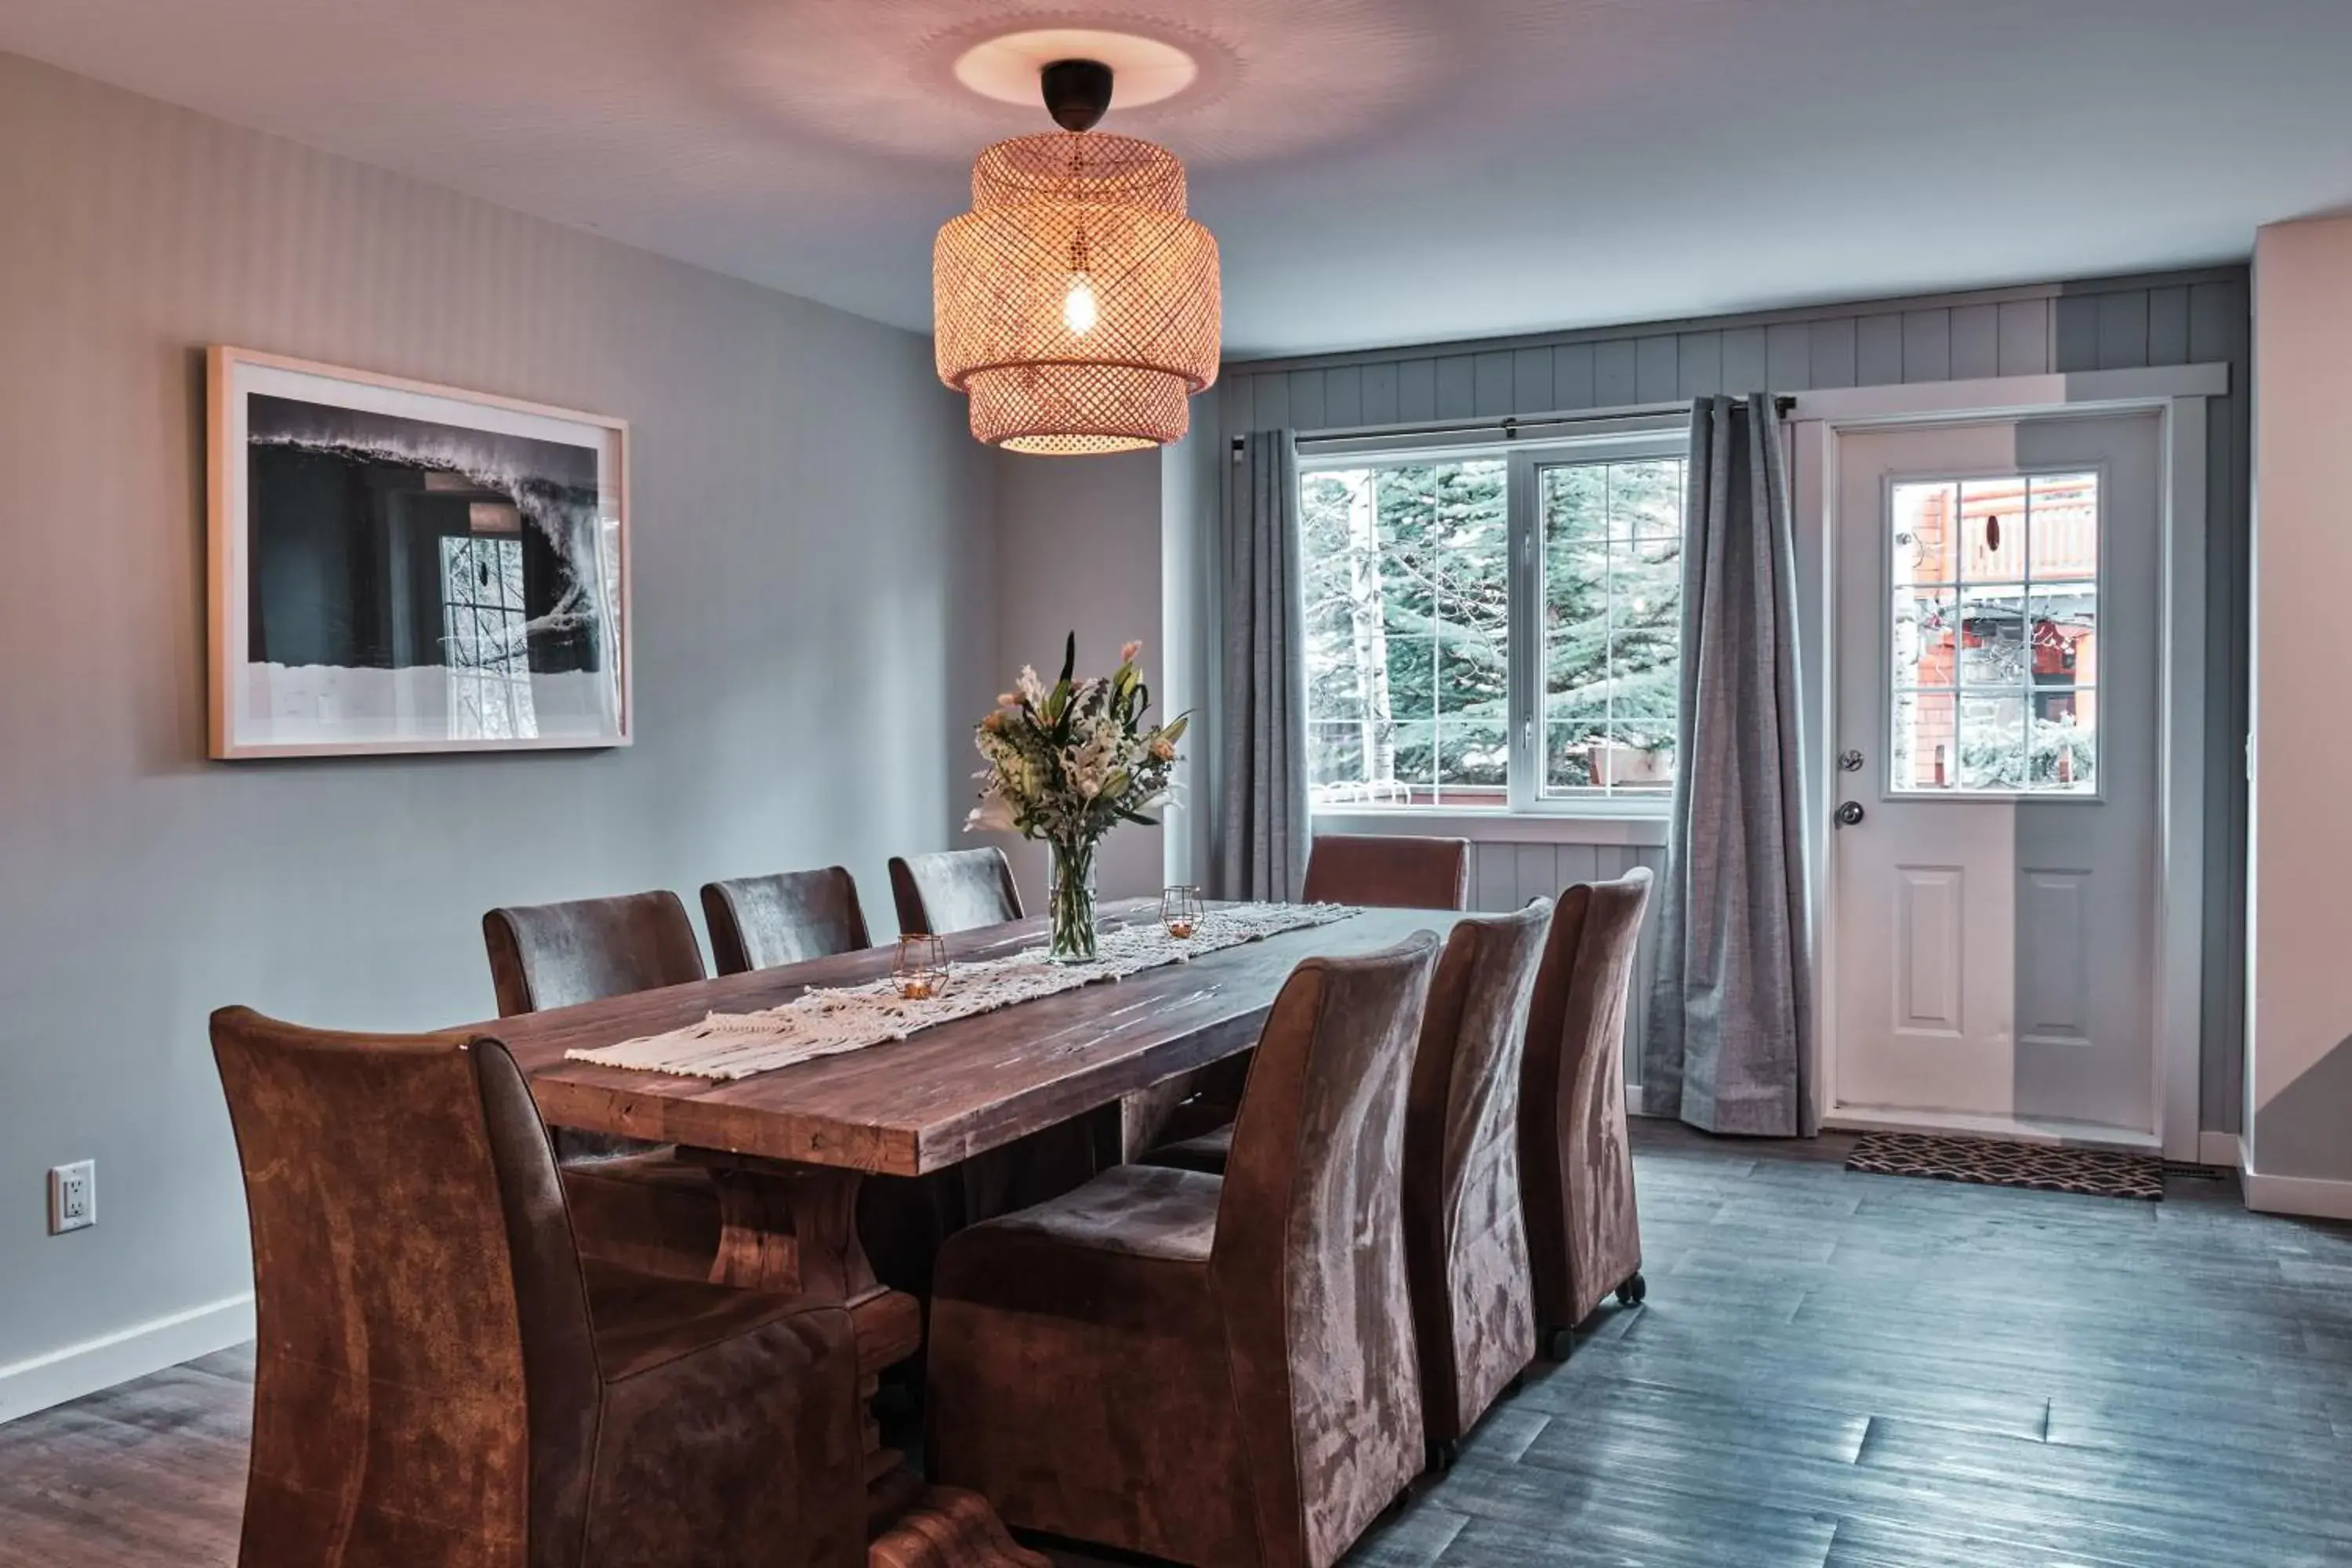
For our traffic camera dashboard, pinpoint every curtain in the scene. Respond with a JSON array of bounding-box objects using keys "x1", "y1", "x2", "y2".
[
  {"x1": 1218, "y1": 430, "x2": 1310, "y2": 902},
  {"x1": 1643, "y1": 394, "x2": 1817, "y2": 1136}
]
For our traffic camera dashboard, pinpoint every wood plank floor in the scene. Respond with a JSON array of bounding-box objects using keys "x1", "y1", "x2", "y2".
[{"x1": 5, "y1": 1122, "x2": 2347, "y2": 1567}]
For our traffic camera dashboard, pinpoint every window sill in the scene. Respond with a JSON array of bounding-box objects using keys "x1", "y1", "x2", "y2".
[{"x1": 1309, "y1": 809, "x2": 1668, "y2": 848}]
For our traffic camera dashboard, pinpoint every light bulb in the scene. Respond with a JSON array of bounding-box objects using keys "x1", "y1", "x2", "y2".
[{"x1": 1063, "y1": 274, "x2": 1098, "y2": 335}]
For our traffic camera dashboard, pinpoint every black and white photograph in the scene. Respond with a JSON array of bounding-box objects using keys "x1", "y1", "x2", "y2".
[{"x1": 208, "y1": 348, "x2": 629, "y2": 757}]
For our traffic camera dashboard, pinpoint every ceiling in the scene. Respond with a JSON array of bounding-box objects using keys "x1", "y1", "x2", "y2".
[{"x1": 3, "y1": 0, "x2": 2349, "y2": 359}]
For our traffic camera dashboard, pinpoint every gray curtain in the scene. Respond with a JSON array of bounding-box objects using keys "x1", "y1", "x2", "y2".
[
  {"x1": 1643, "y1": 394, "x2": 1817, "y2": 1136},
  {"x1": 1218, "y1": 430, "x2": 1310, "y2": 901}
]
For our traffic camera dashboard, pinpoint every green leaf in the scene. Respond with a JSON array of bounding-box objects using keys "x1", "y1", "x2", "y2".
[
  {"x1": 1058, "y1": 630, "x2": 1076, "y2": 691},
  {"x1": 1160, "y1": 713, "x2": 1190, "y2": 743}
]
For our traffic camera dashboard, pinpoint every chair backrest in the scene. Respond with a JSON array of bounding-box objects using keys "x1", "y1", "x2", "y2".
[
  {"x1": 702, "y1": 866, "x2": 872, "y2": 975},
  {"x1": 483, "y1": 890, "x2": 707, "y2": 1016},
  {"x1": 1300, "y1": 834, "x2": 1471, "y2": 910},
  {"x1": 1212, "y1": 933, "x2": 1439, "y2": 1567},
  {"x1": 887, "y1": 848, "x2": 1023, "y2": 935},
  {"x1": 1519, "y1": 867, "x2": 1653, "y2": 1320},
  {"x1": 211, "y1": 1007, "x2": 599, "y2": 1564},
  {"x1": 1400, "y1": 900, "x2": 1552, "y2": 1433}
]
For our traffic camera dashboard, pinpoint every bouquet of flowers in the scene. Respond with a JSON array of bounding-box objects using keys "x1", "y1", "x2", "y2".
[{"x1": 967, "y1": 633, "x2": 1188, "y2": 960}]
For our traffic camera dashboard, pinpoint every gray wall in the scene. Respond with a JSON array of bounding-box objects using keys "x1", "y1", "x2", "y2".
[
  {"x1": 0, "y1": 51, "x2": 997, "y2": 1407},
  {"x1": 990, "y1": 448, "x2": 1167, "y2": 909},
  {"x1": 1219, "y1": 268, "x2": 2252, "y2": 1137}
]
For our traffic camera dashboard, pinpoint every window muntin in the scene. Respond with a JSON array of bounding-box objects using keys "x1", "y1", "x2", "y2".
[
  {"x1": 1888, "y1": 472, "x2": 2097, "y2": 794},
  {"x1": 1300, "y1": 442, "x2": 1687, "y2": 813}
]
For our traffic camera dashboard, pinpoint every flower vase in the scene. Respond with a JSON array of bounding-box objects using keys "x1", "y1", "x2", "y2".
[{"x1": 1047, "y1": 837, "x2": 1099, "y2": 963}]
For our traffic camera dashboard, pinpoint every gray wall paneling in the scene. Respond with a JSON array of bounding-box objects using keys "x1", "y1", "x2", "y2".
[{"x1": 1219, "y1": 267, "x2": 2252, "y2": 1135}]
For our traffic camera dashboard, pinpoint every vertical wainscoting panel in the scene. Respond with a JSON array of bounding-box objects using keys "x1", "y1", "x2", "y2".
[{"x1": 1465, "y1": 840, "x2": 1668, "y2": 1091}]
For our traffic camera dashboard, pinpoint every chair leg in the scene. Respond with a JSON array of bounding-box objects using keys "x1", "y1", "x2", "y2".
[
  {"x1": 1542, "y1": 1324, "x2": 1576, "y2": 1362},
  {"x1": 1614, "y1": 1270, "x2": 1648, "y2": 1307},
  {"x1": 1425, "y1": 1436, "x2": 1461, "y2": 1474}
]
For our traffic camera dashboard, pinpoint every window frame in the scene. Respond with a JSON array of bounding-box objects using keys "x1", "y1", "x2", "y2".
[{"x1": 1297, "y1": 421, "x2": 1689, "y2": 822}]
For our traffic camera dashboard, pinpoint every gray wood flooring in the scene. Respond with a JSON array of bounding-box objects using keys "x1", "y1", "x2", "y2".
[{"x1": 5, "y1": 1121, "x2": 2347, "y2": 1567}]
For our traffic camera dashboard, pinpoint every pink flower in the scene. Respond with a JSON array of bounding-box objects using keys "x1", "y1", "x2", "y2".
[
  {"x1": 1149, "y1": 737, "x2": 1175, "y2": 760},
  {"x1": 1121, "y1": 640, "x2": 1143, "y2": 663}
]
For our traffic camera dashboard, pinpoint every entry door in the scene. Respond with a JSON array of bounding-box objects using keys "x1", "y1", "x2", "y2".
[{"x1": 1829, "y1": 413, "x2": 2160, "y2": 1138}]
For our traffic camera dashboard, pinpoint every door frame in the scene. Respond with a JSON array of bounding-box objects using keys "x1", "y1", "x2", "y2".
[{"x1": 1791, "y1": 365, "x2": 2227, "y2": 1161}]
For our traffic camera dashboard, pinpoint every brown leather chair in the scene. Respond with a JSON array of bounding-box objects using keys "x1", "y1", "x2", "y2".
[
  {"x1": 1301, "y1": 833, "x2": 1472, "y2": 909},
  {"x1": 484, "y1": 890, "x2": 709, "y2": 1015},
  {"x1": 482, "y1": 891, "x2": 719, "y2": 1279},
  {"x1": 1520, "y1": 867, "x2": 1654, "y2": 1356},
  {"x1": 887, "y1": 847, "x2": 1022, "y2": 935},
  {"x1": 211, "y1": 1007, "x2": 866, "y2": 1568},
  {"x1": 926, "y1": 935, "x2": 1440, "y2": 1568},
  {"x1": 1399, "y1": 900, "x2": 1551, "y2": 1467},
  {"x1": 702, "y1": 866, "x2": 873, "y2": 975}
]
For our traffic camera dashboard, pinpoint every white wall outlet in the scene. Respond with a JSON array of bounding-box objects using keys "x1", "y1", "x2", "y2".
[{"x1": 48, "y1": 1160, "x2": 95, "y2": 1234}]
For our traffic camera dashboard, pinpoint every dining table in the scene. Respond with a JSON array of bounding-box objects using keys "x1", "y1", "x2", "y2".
[{"x1": 474, "y1": 897, "x2": 1468, "y2": 1568}]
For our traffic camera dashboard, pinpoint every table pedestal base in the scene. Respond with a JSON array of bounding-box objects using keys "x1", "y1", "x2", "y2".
[{"x1": 683, "y1": 1153, "x2": 1047, "y2": 1568}]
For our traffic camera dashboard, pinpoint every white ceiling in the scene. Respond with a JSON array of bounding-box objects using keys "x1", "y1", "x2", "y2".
[{"x1": 4, "y1": 0, "x2": 2349, "y2": 359}]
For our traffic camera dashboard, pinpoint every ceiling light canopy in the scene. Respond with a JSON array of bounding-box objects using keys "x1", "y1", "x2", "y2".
[{"x1": 934, "y1": 58, "x2": 1221, "y2": 456}]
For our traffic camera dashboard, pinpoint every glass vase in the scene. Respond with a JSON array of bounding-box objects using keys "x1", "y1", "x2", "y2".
[{"x1": 1047, "y1": 837, "x2": 1099, "y2": 963}]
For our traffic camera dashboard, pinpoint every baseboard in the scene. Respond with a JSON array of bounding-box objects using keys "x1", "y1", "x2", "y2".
[
  {"x1": 0, "y1": 1293, "x2": 255, "y2": 1425},
  {"x1": 1625, "y1": 1082, "x2": 1648, "y2": 1116},
  {"x1": 2241, "y1": 1165, "x2": 2352, "y2": 1221}
]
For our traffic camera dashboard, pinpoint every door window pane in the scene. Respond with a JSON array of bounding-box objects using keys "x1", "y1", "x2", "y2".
[{"x1": 1887, "y1": 474, "x2": 2100, "y2": 795}]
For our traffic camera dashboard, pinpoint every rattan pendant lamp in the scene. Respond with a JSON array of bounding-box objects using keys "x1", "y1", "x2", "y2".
[{"x1": 934, "y1": 59, "x2": 1221, "y2": 455}]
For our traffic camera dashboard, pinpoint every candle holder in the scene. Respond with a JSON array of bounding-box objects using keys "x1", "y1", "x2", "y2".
[
  {"x1": 892, "y1": 933, "x2": 949, "y2": 1000},
  {"x1": 1160, "y1": 885, "x2": 1204, "y2": 940}
]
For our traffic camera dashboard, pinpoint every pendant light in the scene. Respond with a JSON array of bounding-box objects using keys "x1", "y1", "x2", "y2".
[{"x1": 934, "y1": 59, "x2": 1221, "y2": 455}]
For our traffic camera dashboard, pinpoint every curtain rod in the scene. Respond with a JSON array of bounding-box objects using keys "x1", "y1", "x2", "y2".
[{"x1": 1227, "y1": 394, "x2": 1798, "y2": 452}]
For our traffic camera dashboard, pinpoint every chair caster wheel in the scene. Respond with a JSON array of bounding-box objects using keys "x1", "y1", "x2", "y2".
[
  {"x1": 1427, "y1": 1438, "x2": 1461, "y2": 1473},
  {"x1": 1543, "y1": 1326, "x2": 1575, "y2": 1362},
  {"x1": 1615, "y1": 1271, "x2": 1647, "y2": 1307}
]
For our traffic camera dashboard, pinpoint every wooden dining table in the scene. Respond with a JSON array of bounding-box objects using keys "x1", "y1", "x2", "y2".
[{"x1": 473, "y1": 898, "x2": 1465, "y2": 1567}]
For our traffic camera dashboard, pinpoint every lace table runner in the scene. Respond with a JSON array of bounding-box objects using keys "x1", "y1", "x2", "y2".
[{"x1": 565, "y1": 902, "x2": 1363, "y2": 1082}]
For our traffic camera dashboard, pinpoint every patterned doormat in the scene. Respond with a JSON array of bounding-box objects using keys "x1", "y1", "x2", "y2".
[{"x1": 1845, "y1": 1131, "x2": 2164, "y2": 1201}]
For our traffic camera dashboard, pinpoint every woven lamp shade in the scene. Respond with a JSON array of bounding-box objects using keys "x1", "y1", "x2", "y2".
[{"x1": 935, "y1": 131, "x2": 1220, "y2": 454}]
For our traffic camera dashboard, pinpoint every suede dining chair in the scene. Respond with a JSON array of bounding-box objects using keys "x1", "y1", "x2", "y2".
[
  {"x1": 1139, "y1": 903, "x2": 1552, "y2": 1467},
  {"x1": 1520, "y1": 867, "x2": 1654, "y2": 1356},
  {"x1": 481, "y1": 891, "x2": 719, "y2": 1280},
  {"x1": 1300, "y1": 833, "x2": 1472, "y2": 910},
  {"x1": 702, "y1": 866, "x2": 873, "y2": 975},
  {"x1": 925, "y1": 934, "x2": 1440, "y2": 1568},
  {"x1": 210, "y1": 1006, "x2": 866, "y2": 1568},
  {"x1": 1399, "y1": 898, "x2": 1551, "y2": 1467},
  {"x1": 887, "y1": 847, "x2": 1023, "y2": 935}
]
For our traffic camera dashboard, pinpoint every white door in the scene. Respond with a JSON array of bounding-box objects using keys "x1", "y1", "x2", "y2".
[{"x1": 1829, "y1": 413, "x2": 2160, "y2": 1140}]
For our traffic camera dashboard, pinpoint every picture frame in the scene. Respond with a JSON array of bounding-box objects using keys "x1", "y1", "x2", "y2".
[{"x1": 207, "y1": 347, "x2": 632, "y2": 758}]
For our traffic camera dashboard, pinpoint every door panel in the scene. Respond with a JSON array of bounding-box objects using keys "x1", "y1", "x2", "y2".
[{"x1": 1830, "y1": 414, "x2": 2158, "y2": 1136}]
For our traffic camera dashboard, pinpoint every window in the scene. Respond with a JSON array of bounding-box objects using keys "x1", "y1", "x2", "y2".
[
  {"x1": 441, "y1": 533, "x2": 538, "y2": 741},
  {"x1": 1301, "y1": 437, "x2": 1688, "y2": 813},
  {"x1": 1888, "y1": 472, "x2": 2098, "y2": 794}
]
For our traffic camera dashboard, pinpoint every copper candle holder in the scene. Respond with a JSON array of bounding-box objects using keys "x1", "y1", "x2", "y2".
[
  {"x1": 893, "y1": 932, "x2": 949, "y2": 1000},
  {"x1": 1160, "y1": 885, "x2": 1204, "y2": 940}
]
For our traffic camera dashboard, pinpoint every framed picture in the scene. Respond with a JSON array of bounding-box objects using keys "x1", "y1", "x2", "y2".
[{"x1": 207, "y1": 347, "x2": 630, "y2": 758}]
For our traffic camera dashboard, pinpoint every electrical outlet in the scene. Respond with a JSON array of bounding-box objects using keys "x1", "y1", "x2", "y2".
[{"x1": 49, "y1": 1160, "x2": 95, "y2": 1235}]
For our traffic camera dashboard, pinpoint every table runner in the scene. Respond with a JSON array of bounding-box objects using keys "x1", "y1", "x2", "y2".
[{"x1": 566, "y1": 902, "x2": 1362, "y2": 1082}]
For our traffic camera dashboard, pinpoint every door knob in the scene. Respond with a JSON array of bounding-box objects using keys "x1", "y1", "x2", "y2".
[{"x1": 1835, "y1": 800, "x2": 1865, "y2": 827}]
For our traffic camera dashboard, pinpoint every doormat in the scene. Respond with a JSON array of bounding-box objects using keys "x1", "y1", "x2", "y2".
[{"x1": 1845, "y1": 1131, "x2": 2163, "y2": 1201}]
